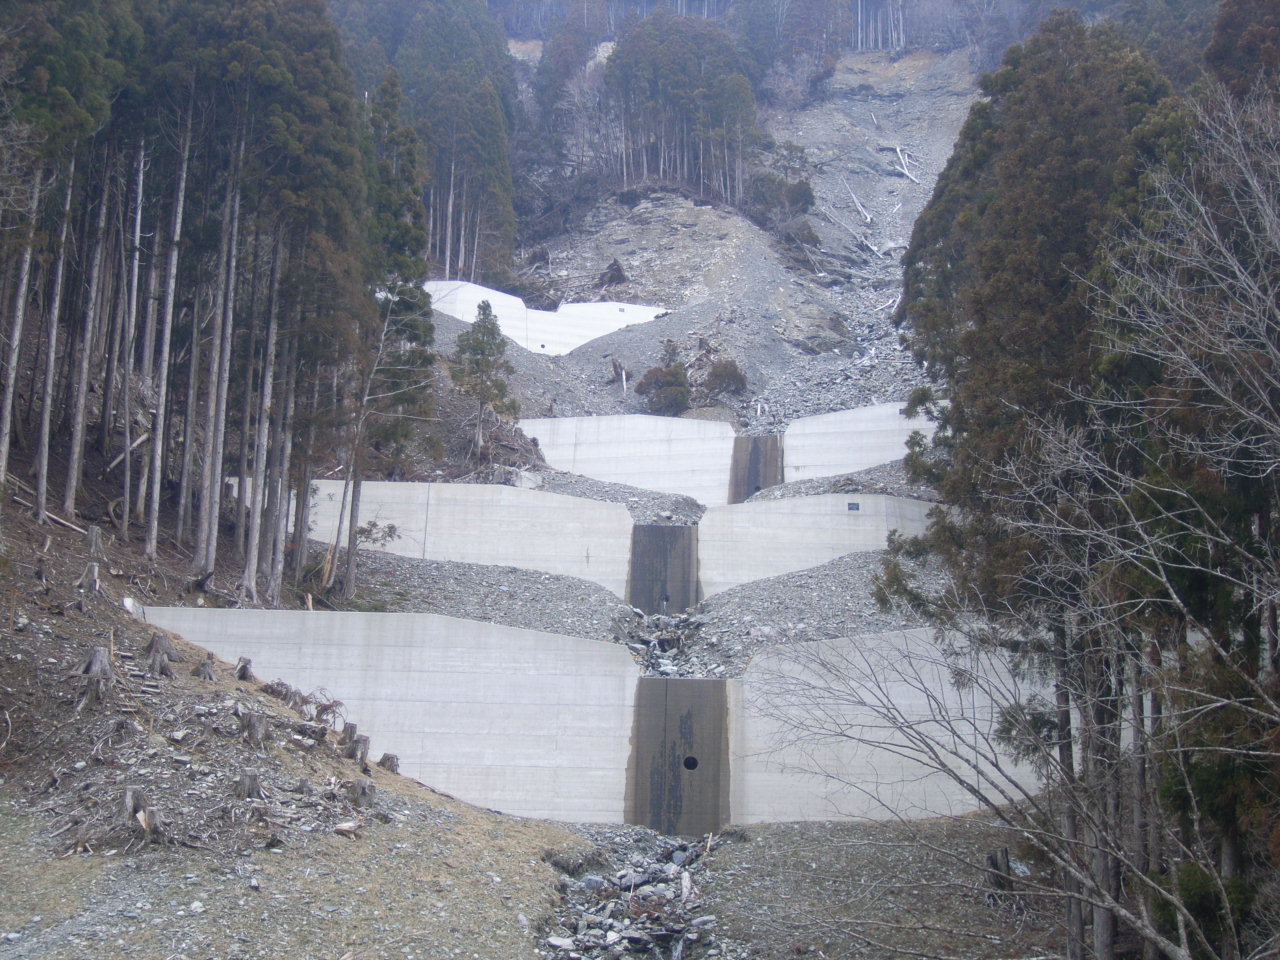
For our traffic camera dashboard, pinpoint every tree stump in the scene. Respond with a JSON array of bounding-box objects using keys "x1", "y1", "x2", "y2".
[
  {"x1": 191, "y1": 654, "x2": 217, "y2": 681},
  {"x1": 234, "y1": 769, "x2": 264, "y2": 800},
  {"x1": 347, "y1": 777, "x2": 375, "y2": 808},
  {"x1": 984, "y1": 847, "x2": 1018, "y2": 909},
  {"x1": 293, "y1": 721, "x2": 327, "y2": 742},
  {"x1": 75, "y1": 645, "x2": 113, "y2": 710},
  {"x1": 291, "y1": 777, "x2": 314, "y2": 796},
  {"x1": 85, "y1": 524, "x2": 105, "y2": 558},
  {"x1": 144, "y1": 632, "x2": 181, "y2": 662},
  {"x1": 135, "y1": 806, "x2": 168, "y2": 842},
  {"x1": 234, "y1": 657, "x2": 255, "y2": 682},
  {"x1": 121, "y1": 786, "x2": 167, "y2": 842},
  {"x1": 75, "y1": 562, "x2": 101, "y2": 595},
  {"x1": 238, "y1": 710, "x2": 267, "y2": 747},
  {"x1": 148, "y1": 651, "x2": 176, "y2": 679},
  {"x1": 343, "y1": 734, "x2": 370, "y2": 767},
  {"x1": 376, "y1": 753, "x2": 399, "y2": 775},
  {"x1": 121, "y1": 786, "x2": 148, "y2": 824},
  {"x1": 338, "y1": 721, "x2": 358, "y2": 747}
]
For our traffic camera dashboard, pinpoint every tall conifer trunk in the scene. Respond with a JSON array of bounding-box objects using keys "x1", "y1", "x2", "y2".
[
  {"x1": 0, "y1": 167, "x2": 44, "y2": 486},
  {"x1": 146, "y1": 109, "x2": 191, "y2": 560},
  {"x1": 37, "y1": 157, "x2": 76, "y2": 523},
  {"x1": 63, "y1": 169, "x2": 112, "y2": 516}
]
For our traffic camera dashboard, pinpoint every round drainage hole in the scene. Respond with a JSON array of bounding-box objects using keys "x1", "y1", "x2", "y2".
[{"x1": 683, "y1": 756, "x2": 699, "y2": 771}]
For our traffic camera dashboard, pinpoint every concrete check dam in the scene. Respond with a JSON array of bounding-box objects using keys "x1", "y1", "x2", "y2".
[{"x1": 131, "y1": 406, "x2": 1028, "y2": 833}]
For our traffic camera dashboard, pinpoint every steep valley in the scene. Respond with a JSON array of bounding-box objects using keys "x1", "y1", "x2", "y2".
[{"x1": 0, "y1": 46, "x2": 1060, "y2": 960}]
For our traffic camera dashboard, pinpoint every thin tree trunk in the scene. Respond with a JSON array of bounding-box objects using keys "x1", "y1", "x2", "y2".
[
  {"x1": 240, "y1": 230, "x2": 282, "y2": 603},
  {"x1": 36, "y1": 158, "x2": 76, "y2": 522},
  {"x1": 196, "y1": 126, "x2": 244, "y2": 576},
  {"x1": 266, "y1": 340, "x2": 297, "y2": 606},
  {"x1": 63, "y1": 169, "x2": 111, "y2": 516},
  {"x1": 120, "y1": 141, "x2": 146, "y2": 540},
  {"x1": 145, "y1": 109, "x2": 192, "y2": 560},
  {"x1": 1055, "y1": 624, "x2": 1087, "y2": 960},
  {"x1": 0, "y1": 166, "x2": 45, "y2": 486}
]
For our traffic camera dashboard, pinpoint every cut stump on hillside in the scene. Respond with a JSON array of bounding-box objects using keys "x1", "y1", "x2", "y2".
[{"x1": 75, "y1": 645, "x2": 113, "y2": 710}]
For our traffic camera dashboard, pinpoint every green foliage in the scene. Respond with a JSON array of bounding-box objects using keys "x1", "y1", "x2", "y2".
[
  {"x1": 605, "y1": 9, "x2": 757, "y2": 201},
  {"x1": 1116, "y1": 0, "x2": 1217, "y2": 91},
  {"x1": 635, "y1": 363, "x2": 690, "y2": 416},
  {"x1": 1150, "y1": 863, "x2": 1255, "y2": 960},
  {"x1": 451, "y1": 300, "x2": 518, "y2": 417},
  {"x1": 896, "y1": 12, "x2": 1170, "y2": 526},
  {"x1": 1205, "y1": 0, "x2": 1280, "y2": 97},
  {"x1": 9, "y1": 0, "x2": 141, "y2": 148},
  {"x1": 534, "y1": 5, "x2": 600, "y2": 118},
  {"x1": 705, "y1": 358, "x2": 747, "y2": 395}
]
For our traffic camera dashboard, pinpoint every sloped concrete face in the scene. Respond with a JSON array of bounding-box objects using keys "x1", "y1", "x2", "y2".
[
  {"x1": 308, "y1": 482, "x2": 634, "y2": 598},
  {"x1": 135, "y1": 607, "x2": 640, "y2": 823},
  {"x1": 729, "y1": 630, "x2": 1038, "y2": 822},
  {"x1": 783, "y1": 403, "x2": 935, "y2": 482},
  {"x1": 521, "y1": 415, "x2": 738, "y2": 506},
  {"x1": 424, "y1": 280, "x2": 664, "y2": 355},
  {"x1": 698, "y1": 495, "x2": 931, "y2": 598}
]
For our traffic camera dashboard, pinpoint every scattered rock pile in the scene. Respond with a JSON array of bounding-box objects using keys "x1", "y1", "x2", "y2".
[
  {"x1": 522, "y1": 467, "x2": 705, "y2": 525},
  {"x1": 747, "y1": 458, "x2": 939, "y2": 503},
  {"x1": 545, "y1": 825, "x2": 749, "y2": 960},
  {"x1": 629, "y1": 549, "x2": 941, "y2": 678},
  {"x1": 350, "y1": 549, "x2": 642, "y2": 643}
]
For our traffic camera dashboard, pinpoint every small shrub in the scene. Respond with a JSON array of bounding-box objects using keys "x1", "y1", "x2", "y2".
[
  {"x1": 705, "y1": 358, "x2": 747, "y2": 395},
  {"x1": 636, "y1": 364, "x2": 691, "y2": 416}
]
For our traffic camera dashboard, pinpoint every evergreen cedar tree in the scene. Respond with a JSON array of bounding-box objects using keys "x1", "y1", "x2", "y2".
[
  {"x1": 884, "y1": 8, "x2": 1280, "y2": 959},
  {"x1": 1205, "y1": 0, "x2": 1280, "y2": 96},
  {"x1": 892, "y1": 11, "x2": 1171, "y2": 604},
  {"x1": 0, "y1": 0, "x2": 438, "y2": 601}
]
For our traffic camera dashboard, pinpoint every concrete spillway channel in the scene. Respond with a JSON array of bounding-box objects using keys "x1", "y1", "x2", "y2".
[{"x1": 133, "y1": 405, "x2": 1005, "y2": 831}]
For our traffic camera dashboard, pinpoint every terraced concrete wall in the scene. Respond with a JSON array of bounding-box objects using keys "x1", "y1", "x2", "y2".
[
  {"x1": 131, "y1": 608, "x2": 1034, "y2": 828},
  {"x1": 134, "y1": 607, "x2": 639, "y2": 823},
  {"x1": 524, "y1": 405, "x2": 933, "y2": 506},
  {"x1": 521, "y1": 415, "x2": 738, "y2": 506},
  {"x1": 424, "y1": 280, "x2": 664, "y2": 355},
  {"x1": 698, "y1": 495, "x2": 931, "y2": 598},
  {"x1": 728, "y1": 630, "x2": 1038, "y2": 822},
  {"x1": 783, "y1": 403, "x2": 934, "y2": 483},
  {"x1": 308, "y1": 482, "x2": 634, "y2": 598}
]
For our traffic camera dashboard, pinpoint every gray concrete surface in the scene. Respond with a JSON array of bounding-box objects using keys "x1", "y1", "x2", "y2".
[
  {"x1": 521, "y1": 414, "x2": 739, "y2": 506},
  {"x1": 128, "y1": 607, "x2": 1036, "y2": 828},
  {"x1": 697, "y1": 495, "x2": 932, "y2": 598},
  {"x1": 782, "y1": 403, "x2": 934, "y2": 483},
  {"x1": 308, "y1": 481, "x2": 634, "y2": 598},
  {"x1": 135, "y1": 606, "x2": 640, "y2": 823},
  {"x1": 728, "y1": 629, "x2": 1038, "y2": 822}
]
